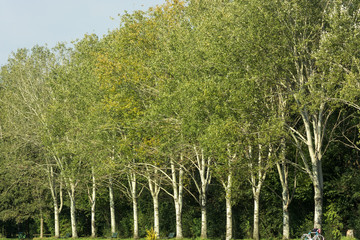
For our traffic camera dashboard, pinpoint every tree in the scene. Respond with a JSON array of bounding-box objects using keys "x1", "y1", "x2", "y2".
[
  {"x1": 46, "y1": 35, "x2": 102, "y2": 238},
  {"x1": 0, "y1": 46, "x2": 62, "y2": 237}
]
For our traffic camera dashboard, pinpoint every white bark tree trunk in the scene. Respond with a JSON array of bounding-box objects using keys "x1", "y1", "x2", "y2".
[
  {"x1": 128, "y1": 172, "x2": 139, "y2": 239},
  {"x1": 40, "y1": 210, "x2": 44, "y2": 238},
  {"x1": 193, "y1": 147, "x2": 211, "y2": 239},
  {"x1": 313, "y1": 162, "x2": 323, "y2": 229},
  {"x1": 304, "y1": 111, "x2": 324, "y2": 229},
  {"x1": 276, "y1": 135, "x2": 293, "y2": 240},
  {"x1": 220, "y1": 147, "x2": 236, "y2": 240},
  {"x1": 68, "y1": 180, "x2": 78, "y2": 238},
  {"x1": 171, "y1": 158, "x2": 183, "y2": 239},
  {"x1": 277, "y1": 159, "x2": 291, "y2": 240},
  {"x1": 290, "y1": 102, "x2": 325, "y2": 229},
  {"x1": 289, "y1": 30, "x2": 328, "y2": 228},
  {"x1": 248, "y1": 144, "x2": 270, "y2": 240},
  {"x1": 48, "y1": 166, "x2": 62, "y2": 238},
  {"x1": 224, "y1": 174, "x2": 232, "y2": 240},
  {"x1": 133, "y1": 196, "x2": 139, "y2": 239},
  {"x1": 200, "y1": 191, "x2": 207, "y2": 239},
  {"x1": 54, "y1": 203, "x2": 60, "y2": 238},
  {"x1": 88, "y1": 168, "x2": 96, "y2": 237},
  {"x1": 153, "y1": 196, "x2": 160, "y2": 237},
  {"x1": 277, "y1": 98, "x2": 292, "y2": 240},
  {"x1": 147, "y1": 167, "x2": 161, "y2": 238},
  {"x1": 109, "y1": 176, "x2": 116, "y2": 235},
  {"x1": 253, "y1": 189, "x2": 261, "y2": 240}
]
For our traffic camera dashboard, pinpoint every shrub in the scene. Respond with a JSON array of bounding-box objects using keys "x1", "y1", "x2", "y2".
[{"x1": 146, "y1": 227, "x2": 157, "y2": 240}]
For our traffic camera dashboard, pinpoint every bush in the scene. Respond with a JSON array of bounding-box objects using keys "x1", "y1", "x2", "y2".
[
  {"x1": 146, "y1": 228, "x2": 157, "y2": 240},
  {"x1": 324, "y1": 203, "x2": 343, "y2": 240}
]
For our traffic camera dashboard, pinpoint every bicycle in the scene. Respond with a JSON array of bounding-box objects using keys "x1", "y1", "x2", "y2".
[{"x1": 301, "y1": 229, "x2": 325, "y2": 240}]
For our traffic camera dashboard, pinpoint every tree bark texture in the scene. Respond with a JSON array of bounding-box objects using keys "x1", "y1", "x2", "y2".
[
  {"x1": 224, "y1": 174, "x2": 233, "y2": 240},
  {"x1": 40, "y1": 210, "x2": 44, "y2": 238},
  {"x1": 253, "y1": 190, "x2": 260, "y2": 240},
  {"x1": 148, "y1": 167, "x2": 161, "y2": 238},
  {"x1": 129, "y1": 172, "x2": 139, "y2": 239},
  {"x1": 276, "y1": 137, "x2": 291, "y2": 240},
  {"x1": 90, "y1": 168, "x2": 96, "y2": 237},
  {"x1": 194, "y1": 147, "x2": 211, "y2": 239},
  {"x1": 68, "y1": 181, "x2": 78, "y2": 238},
  {"x1": 301, "y1": 105, "x2": 325, "y2": 229},
  {"x1": 48, "y1": 166, "x2": 62, "y2": 238},
  {"x1": 109, "y1": 176, "x2": 116, "y2": 234},
  {"x1": 171, "y1": 159, "x2": 183, "y2": 239}
]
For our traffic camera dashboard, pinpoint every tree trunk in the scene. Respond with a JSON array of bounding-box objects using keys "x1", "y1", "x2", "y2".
[
  {"x1": 253, "y1": 190, "x2": 260, "y2": 240},
  {"x1": 40, "y1": 210, "x2": 44, "y2": 238},
  {"x1": 90, "y1": 168, "x2": 96, "y2": 238},
  {"x1": 68, "y1": 181, "x2": 78, "y2": 238},
  {"x1": 222, "y1": 147, "x2": 236, "y2": 240},
  {"x1": 313, "y1": 162, "x2": 323, "y2": 229},
  {"x1": 133, "y1": 196, "x2": 139, "y2": 239},
  {"x1": 277, "y1": 162, "x2": 291, "y2": 240},
  {"x1": 54, "y1": 201, "x2": 60, "y2": 238},
  {"x1": 129, "y1": 172, "x2": 139, "y2": 239},
  {"x1": 171, "y1": 159, "x2": 183, "y2": 239},
  {"x1": 301, "y1": 105, "x2": 325, "y2": 229},
  {"x1": 248, "y1": 144, "x2": 269, "y2": 240},
  {"x1": 276, "y1": 138, "x2": 291, "y2": 240},
  {"x1": 224, "y1": 173, "x2": 233, "y2": 240},
  {"x1": 283, "y1": 203, "x2": 290, "y2": 239},
  {"x1": 200, "y1": 189, "x2": 207, "y2": 239},
  {"x1": 174, "y1": 199, "x2": 183, "y2": 239},
  {"x1": 147, "y1": 167, "x2": 161, "y2": 238},
  {"x1": 194, "y1": 147, "x2": 211, "y2": 239},
  {"x1": 109, "y1": 176, "x2": 116, "y2": 234},
  {"x1": 48, "y1": 166, "x2": 62, "y2": 238},
  {"x1": 153, "y1": 195, "x2": 160, "y2": 238}
]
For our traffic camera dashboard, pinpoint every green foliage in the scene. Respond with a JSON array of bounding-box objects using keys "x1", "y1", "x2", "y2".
[
  {"x1": 146, "y1": 228, "x2": 157, "y2": 240},
  {"x1": 324, "y1": 203, "x2": 343, "y2": 240}
]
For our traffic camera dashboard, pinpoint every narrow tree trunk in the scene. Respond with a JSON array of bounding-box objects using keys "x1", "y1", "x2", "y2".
[
  {"x1": 153, "y1": 196, "x2": 160, "y2": 237},
  {"x1": 40, "y1": 210, "x2": 44, "y2": 238},
  {"x1": 68, "y1": 181, "x2": 78, "y2": 238},
  {"x1": 224, "y1": 174, "x2": 233, "y2": 240},
  {"x1": 253, "y1": 190, "x2": 260, "y2": 240},
  {"x1": 277, "y1": 163, "x2": 291, "y2": 240},
  {"x1": 223, "y1": 147, "x2": 236, "y2": 240},
  {"x1": 194, "y1": 147, "x2": 211, "y2": 239},
  {"x1": 129, "y1": 172, "x2": 139, "y2": 239},
  {"x1": 248, "y1": 144, "x2": 269, "y2": 240},
  {"x1": 54, "y1": 201, "x2": 60, "y2": 238},
  {"x1": 283, "y1": 204, "x2": 290, "y2": 239},
  {"x1": 225, "y1": 196, "x2": 232, "y2": 240},
  {"x1": 90, "y1": 168, "x2": 96, "y2": 237},
  {"x1": 313, "y1": 162, "x2": 323, "y2": 229},
  {"x1": 276, "y1": 138, "x2": 291, "y2": 240},
  {"x1": 133, "y1": 196, "x2": 139, "y2": 239},
  {"x1": 48, "y1": 166, "x2": 62, "y2": 238},
  {"x1": 147, "y1": 167, "x2": 161, "y2": 238},
  {"x1": 109, "y1": 176, "x2": 116, "y2": 234},
  {"x1": 171, "y1": 159, "x2": 183, "y2": 239},
  {"x1": 200, "y1": 189, "x2": 207, "y2": 239},
  {"x1": 174, "y1": 199, "x2": 183, "y2": 239},
  {"x1": 300, "y1": 106, "x2": 325, "y2": 229}
]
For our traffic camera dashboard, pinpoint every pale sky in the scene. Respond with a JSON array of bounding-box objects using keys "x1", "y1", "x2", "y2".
[{"x1": 0, "y1": 0, "x2": 166, "y2": 66}]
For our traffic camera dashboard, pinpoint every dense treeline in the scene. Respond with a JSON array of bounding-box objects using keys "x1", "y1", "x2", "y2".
[{"x1": 0, "y1": 0, "x2": 360, "y2": 240}]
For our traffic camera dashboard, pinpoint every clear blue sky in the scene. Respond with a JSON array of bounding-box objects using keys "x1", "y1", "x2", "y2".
[{"x1": 0, "y1": 0, "x2": 166, "y2": 66}]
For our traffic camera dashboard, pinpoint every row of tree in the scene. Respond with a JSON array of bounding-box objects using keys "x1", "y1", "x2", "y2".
[{"x1": 0, "y1": 0, "x2": 360, "y2": 239}]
